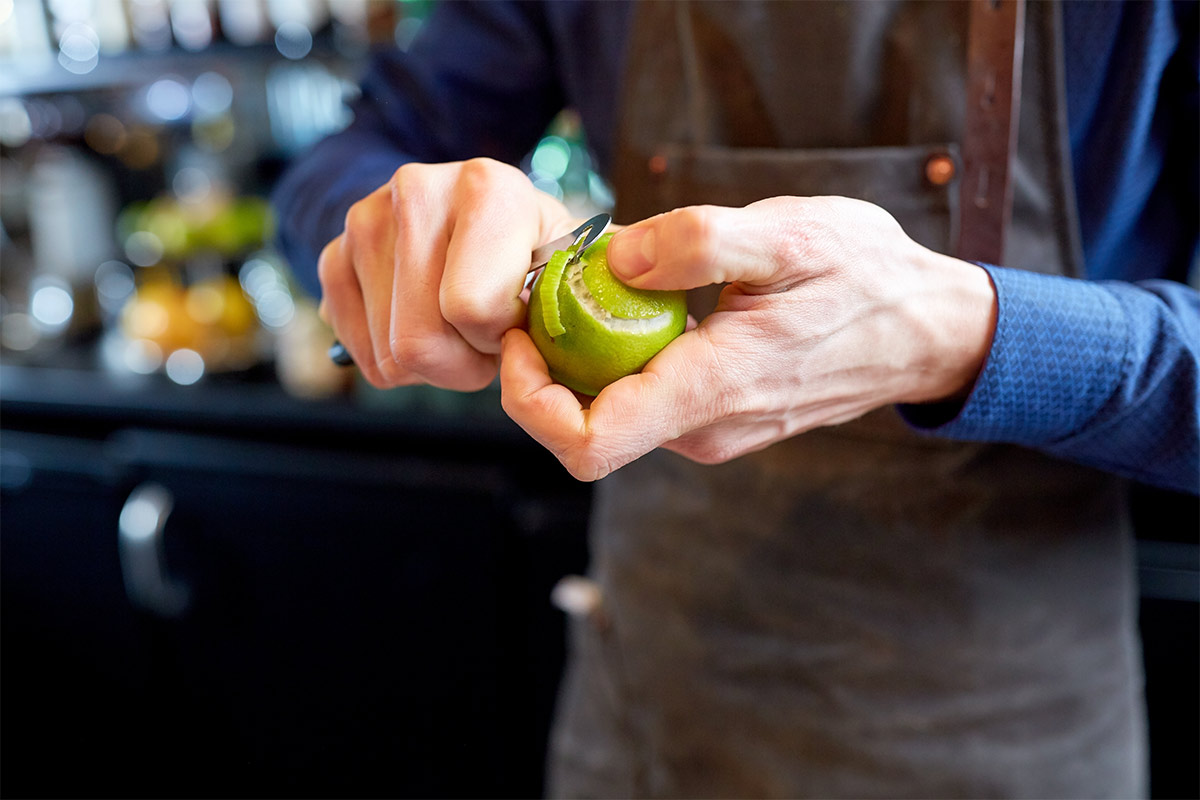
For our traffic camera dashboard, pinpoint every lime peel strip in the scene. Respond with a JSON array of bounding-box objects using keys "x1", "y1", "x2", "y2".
[{"x1": 539, "y1": 249, "x2": 571, "y2": 338}]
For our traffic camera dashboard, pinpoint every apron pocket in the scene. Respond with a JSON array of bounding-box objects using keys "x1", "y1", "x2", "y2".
[{"x1": 627, "y1": 142, "x2": 961, "y2": 255}]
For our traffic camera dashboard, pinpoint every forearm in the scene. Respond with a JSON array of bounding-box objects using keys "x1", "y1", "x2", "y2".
[{"x1": 903, "y1": 267, "x2": 1200, "y2": 493}]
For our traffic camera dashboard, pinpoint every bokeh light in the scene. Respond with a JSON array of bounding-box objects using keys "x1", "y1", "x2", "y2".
[
  {"x1": 191, "y1": 71, "x2": 233, "y2": 117},
  {"x1": 29, "y1": 278, "x2": 74, "y2": 332},
  {"x1": 124, "y1": 230, "x2": 164, "y2": 267},
  {"x1": 95, "y1": 260, "x2": 136, "y2": 314},
  {"x1": 57, "y1": 22, "x2": 99, "y2": 74},
  {"x1": 84, "y1": 113, "x2": 127, "y2": 154},
  {"x1": 164, "y1": 348, "x2": 205, "y2": 385},
  {"x1": 274, "y1": 21, "x2": 312, "y2": 60},
  {"x1": 146, "y1": 77, "x2": 191, "y2": 121}
]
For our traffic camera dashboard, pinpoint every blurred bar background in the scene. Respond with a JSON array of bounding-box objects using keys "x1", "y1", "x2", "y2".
[
  {"x1": 1, "y1": 2, "x2": 602, "y2": 797},
  {"x1": 0, "y1": 2, "x2": 1194, "y2": 799}
]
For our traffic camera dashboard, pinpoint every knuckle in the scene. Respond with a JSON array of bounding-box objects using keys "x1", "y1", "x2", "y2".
[
  {"x1": 375, "y1": 361, "x2": 418, "y2": 390},
  {"x1": 440, "y1": 284, "x2": 499, "y2": 339},
  {"x1": 459, "y1": 156, "x2": 500, "y2": 184},
  {"x1": 390, "y1": 162, "x2": 436, "y2": 206},
  {"x1": 700, "y1": 441, "x2": 739, "y2": 465},
  {"x1": 677, "y1": 435, "x2": 738, "y2": 466},
  {"x1": 499, "y1": 383, "x2": 521, "y2": 418},
  {"x1": 458, "y1": 158, "x2": 496, "y2": 194},
  {"x1": 452, "y1": 363, "x2": 497, "y2": 393},
  {"x1": 343, "y1": 198, "x2": 378, "y2": 240},
  {"x1": 766, "y1": 212, "x2": 826, "y2": 279},
  {"x1": 358, "y1": 361, "x2": 392, "y2": 390},
  {"x1": 503, "y1": 380, "x2": 554, "y2": 424},
  {"x1": 391, "y1": 161, "x2": 416, "y2": 185},
  {"x1": 316, "y1": 241, "x2": 341, "y2": 288},
  {"x1": 668, "y1": 205, "x2": 720, "y2": 274},
  {"x1": 767, "y1": 234, "x2": 809, "y2": 281},
  {"x1": 458, "y1": 157, "x2": 524, "y2": 200},
  {"x1": 564, "y1": 443, "x2": 613, "y2": 482},
  {"x1": 389, "y1": 332, "x2": 445, "y2": 376},
  {"x1": 391, "y1": 160, "x2": 437, "y2": 190},
  {"x1": 317, "y1": 239, "x2": 359, "y2": 299},
  {"x1": 573, "y1": 418, "x2": 625, "y2": 481}
]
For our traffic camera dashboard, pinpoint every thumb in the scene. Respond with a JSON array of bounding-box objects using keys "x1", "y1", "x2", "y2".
[{"x1": 606, "y1": 202, "x2": 792, "y2": 291}]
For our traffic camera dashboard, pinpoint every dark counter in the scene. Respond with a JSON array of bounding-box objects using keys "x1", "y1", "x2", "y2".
[
  {"x1": 2, "y1": 363, "x2": 1195, "y2": 798},
  {"x1": 1, "y1": 363, "x2": 593, "y2": 799}
]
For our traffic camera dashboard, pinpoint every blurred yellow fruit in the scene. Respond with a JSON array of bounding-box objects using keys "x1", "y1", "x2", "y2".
[
  {"x1": 184, "y1": 275, "x2": 255, "y2": 336},
  {"x1": 120, "y1": 280, "x2": 201, "y2": 353}
]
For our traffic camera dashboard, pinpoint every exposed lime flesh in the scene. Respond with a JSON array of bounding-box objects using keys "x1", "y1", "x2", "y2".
[
  {"x1": 582, "y1": 252, "x2": 678, "y2": 319},
  {"x1": 528, "y1": 232, "x2": 686, "y2": 396},
  {"x1": 538, "y1": 249, "x2": 570, "y2": 337}
]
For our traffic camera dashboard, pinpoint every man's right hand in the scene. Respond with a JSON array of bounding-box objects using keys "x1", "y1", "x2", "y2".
[{"x1": 317, "y1": 158, "x2": 575, "y2": 390}]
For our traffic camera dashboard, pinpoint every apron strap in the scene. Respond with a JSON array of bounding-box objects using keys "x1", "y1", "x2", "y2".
[{"x1": 957, "y1": 0, "x2": 1026, "y2": 264}]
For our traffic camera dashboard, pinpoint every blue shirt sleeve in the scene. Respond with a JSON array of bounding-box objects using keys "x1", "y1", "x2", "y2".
[
  {"x1": 271, "y1": 0, "x2": 565, "y2": 297},
  {"x1": 902, "y1": 266, "x2": 1200, "y2": 494},
  {"x1": 902, "y1": 1, "x2": 1199, "y2": 494}
]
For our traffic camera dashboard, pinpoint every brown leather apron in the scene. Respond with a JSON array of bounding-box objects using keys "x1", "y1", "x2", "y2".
[{"x1": 548, "y1": 2, "x2": 1144, "y2": 797}]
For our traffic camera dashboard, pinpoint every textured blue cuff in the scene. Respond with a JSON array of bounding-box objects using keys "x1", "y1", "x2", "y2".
[{"x1": 904, "y1": 265, "x2": 1128, "y2": 446}]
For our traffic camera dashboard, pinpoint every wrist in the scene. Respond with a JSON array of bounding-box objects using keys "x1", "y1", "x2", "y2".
[{"x1": 902, "y1": 248, "x2": 998, "y2": 405}]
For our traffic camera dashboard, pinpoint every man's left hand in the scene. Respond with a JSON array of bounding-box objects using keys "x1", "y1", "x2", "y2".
[{"x1": 500, "y1": 196, "x2": 998, "y2": 482}]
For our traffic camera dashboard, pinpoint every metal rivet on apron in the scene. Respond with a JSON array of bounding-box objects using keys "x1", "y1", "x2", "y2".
[
  {"x1": 647, "y1": 153, "x2": 669, "y2": 175},
  {"x1": 551, "y1": 575, "x2": 609, "y2": 631},
  {"x1": 925, "y1": 153, "x2": 957, "y2": 186}
]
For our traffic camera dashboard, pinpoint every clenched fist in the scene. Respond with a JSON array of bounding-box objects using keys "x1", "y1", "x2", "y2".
[{"x1": 317, "y1": 157, "x2": 575, "y2": 390}]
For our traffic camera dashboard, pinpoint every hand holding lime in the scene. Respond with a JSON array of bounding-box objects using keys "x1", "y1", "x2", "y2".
[{"x1": 527, "y1": 232, "x2": 687, "y2": 396}]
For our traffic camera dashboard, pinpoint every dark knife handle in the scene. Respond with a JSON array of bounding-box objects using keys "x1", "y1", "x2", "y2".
[{"x1": 328, "y1": 341, "x2": 354, "y2": 366}]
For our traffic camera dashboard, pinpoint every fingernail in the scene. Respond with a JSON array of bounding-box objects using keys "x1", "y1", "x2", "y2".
[{"x1": 609, "y1": 226, "x2": 657, "y2": 279}]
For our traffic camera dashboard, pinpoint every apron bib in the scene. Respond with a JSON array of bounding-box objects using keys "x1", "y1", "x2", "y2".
[{"x1": 548, "y1": 3, "x2": 1143, "y2": 797}]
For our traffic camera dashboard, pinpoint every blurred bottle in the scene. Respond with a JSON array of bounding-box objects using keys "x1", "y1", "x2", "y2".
[
  {"x1": 216, "y1": 0, "x2": 268, "y2": 45},
  {"x1": 527, "y1": 110, "x2": 614, "y2": 217},
  {"x1": 46, "y1": 0, "x2": 132, "y2": 63},
  {"x1": 327, "y1": 0, "x2": 367, "y2": 56},
  {"x1": 28, "y1": 145, "x2": 119, "y2": 285},
  {"x1": 168, "y1": 0, "x2": 216, "y2": 52},
  {"x1": 127, "y1": 0, "x2": 174, "y2": 51},
  {"x1": 94, "y1": 0, "x2": 132, "y2": 54},
  {"x1": 0, "y1": 0, "x2": 54, "y2": 66}
]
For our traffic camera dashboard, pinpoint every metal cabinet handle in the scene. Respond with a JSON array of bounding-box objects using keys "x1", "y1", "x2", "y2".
[{"x1": 118, "y1": 482, "x2": 190, "y2": 618}]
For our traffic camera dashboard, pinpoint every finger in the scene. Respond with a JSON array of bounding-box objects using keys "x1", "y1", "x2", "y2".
[
  {"x1": 342, "y1": 190, "x2": 416, "y2": 386},
  {"x1": 501, "y1": 328, "x2": 718, "y2": 481},
  {"x1": 499, "y1": 329, "x2": 600, "y2": 479},
  {"x1": 579, "y1": 332, "x2": 720, "y2": 465},
  {"x1": 317, "y1": 234, "x2": 388, "y2": 387},
  {"x1": 390, "y1": 166, "x2": 497, "y2": 390},
  {"x1": 440, "y1": 162, "x2": 558, "y2": 356},
  {"x1": 500, "y1": 327, "x2": 692, "y2": 481},
  {"x1": 606, "y1": 198, "x2": 811, "y2": 292}
]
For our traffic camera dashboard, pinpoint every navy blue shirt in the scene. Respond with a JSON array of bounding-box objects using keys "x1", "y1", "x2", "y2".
[{"x1": 273, "y1": 0, "x2": 1199, "y2": 493}]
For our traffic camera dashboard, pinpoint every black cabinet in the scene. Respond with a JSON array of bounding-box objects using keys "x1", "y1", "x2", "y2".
[
  {"x1": 2, "y1": 366, "x2": 1196, "y2": 798},
  {"x1": 1, "y1": 367, "x2": 591, "y2": 798},
  {"x1": 1130, "y1": 485, "x2": 1200, "y2": 800}
]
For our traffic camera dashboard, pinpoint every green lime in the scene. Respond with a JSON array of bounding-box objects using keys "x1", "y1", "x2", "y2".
[{"x1": 528, "y1": 232, "x2": 686, "y2": 396}]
